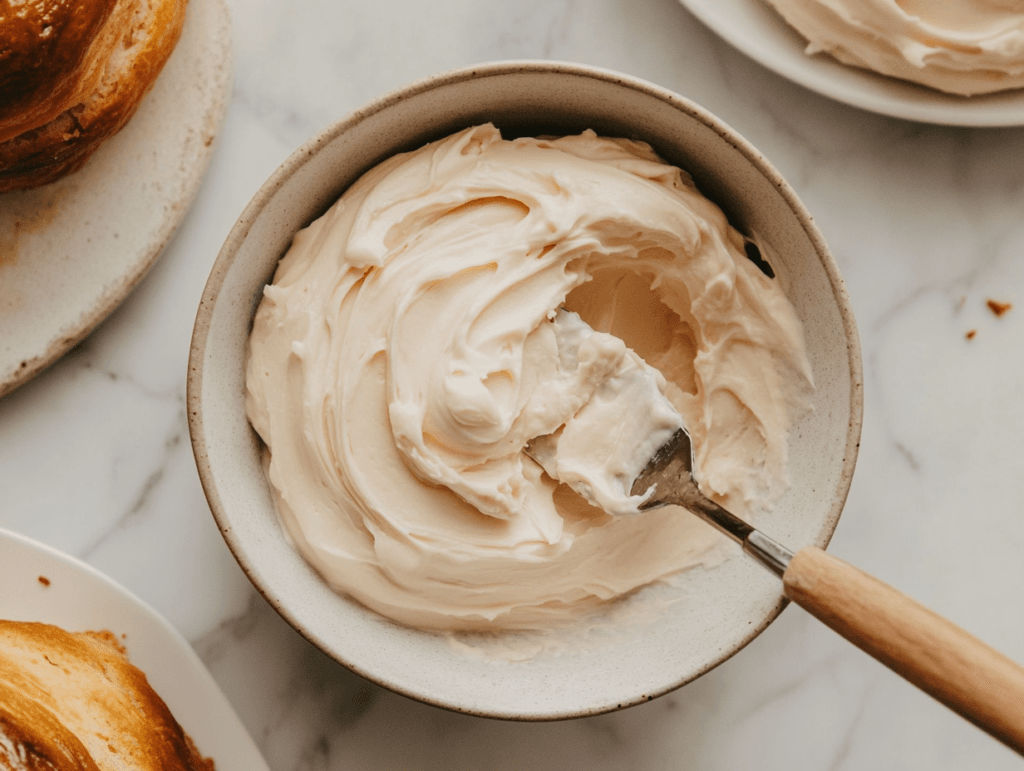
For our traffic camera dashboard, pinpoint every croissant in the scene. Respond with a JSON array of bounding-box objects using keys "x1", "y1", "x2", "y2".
[
  {"x1": 0, "y1": 620, "x2": 214, "y2": 771},
  {"x1": 0, "y1": 0, "x2": 188, "y2": 193}
]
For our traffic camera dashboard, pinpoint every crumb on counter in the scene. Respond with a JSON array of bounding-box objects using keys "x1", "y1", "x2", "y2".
[
  {"x1": 38, "y1": 575, "x2": 50, "y2": 586},
  {"x1": 965, "y1": 329, "x2": 977, "y2": 340},
  {"x1": 987, "y1": 299, "x2": 1013, "y2": 317}
]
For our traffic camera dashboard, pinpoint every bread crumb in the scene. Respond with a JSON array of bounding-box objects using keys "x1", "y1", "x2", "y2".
[
  {"x1": 965, "y1": 329, "x2": 977, "y2": 340},
  {"x1": 986, "y1": 299, "x2": 1012, "y2": 317},
  {"x1": 38, "y1": 575, "x2": 51, "y2": 586}
]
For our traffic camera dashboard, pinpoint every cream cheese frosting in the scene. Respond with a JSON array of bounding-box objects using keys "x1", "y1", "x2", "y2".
[
  {"x1": 245, "y1": 124, "x2": 814, "y2": 631},
  {"x1": 524, "y1": 309, "x2": 684, "y2": 517},
  {"x1": 764, "y1": 0, "x2": 1024, "y2": 95}
]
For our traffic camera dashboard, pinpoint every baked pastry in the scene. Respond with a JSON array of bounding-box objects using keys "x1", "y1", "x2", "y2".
[
  {"x1": 0, "y1": 0, "x2": 188, "y2": 193},
  {"x1": 0, "y1": 619, "x2": 214, "y2": 771}
]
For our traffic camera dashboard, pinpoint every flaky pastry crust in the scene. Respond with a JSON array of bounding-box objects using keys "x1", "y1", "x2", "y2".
[
  {"x1": 0, "y1": 0, "x2": 188, "y2": 192},
  {"x1": 0, "y1": 620, "x2": 214, "y2": 771}
]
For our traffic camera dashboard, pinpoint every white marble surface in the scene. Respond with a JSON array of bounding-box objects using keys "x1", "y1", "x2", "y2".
[{"x1": 3, "y1": 0, "x2": 1024, "y2": 768}]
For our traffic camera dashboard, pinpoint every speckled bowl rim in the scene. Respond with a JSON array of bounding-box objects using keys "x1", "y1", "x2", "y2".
[{"x1": 187, "y1": 60, "x2": 864, "y2": 720}]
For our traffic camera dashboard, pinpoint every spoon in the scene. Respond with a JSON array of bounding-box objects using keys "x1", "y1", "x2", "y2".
[{"x1": 627, "y1": 427, "x2": 1024, "y2": 755}]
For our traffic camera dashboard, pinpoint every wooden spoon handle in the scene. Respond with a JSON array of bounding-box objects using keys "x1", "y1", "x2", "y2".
[{"x1": 782, "y1": 546, "x2": 1024, "y2": 755}]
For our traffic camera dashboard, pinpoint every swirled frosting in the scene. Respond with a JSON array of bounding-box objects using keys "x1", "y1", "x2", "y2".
[
  {"x1": 245, "y1": 124, "x2": 813, "y2": 630},
  {"x1": 764, "y1": 0, "x2": 1024, "y2": 95}
]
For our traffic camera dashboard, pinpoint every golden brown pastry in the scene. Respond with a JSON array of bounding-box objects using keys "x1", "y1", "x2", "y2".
[
  {"x1": 0, "y1": 620, "x2": 214, "y2": 771},
  {"x1": 0, "y1": 0, "x2": 188, "y2": 193}
]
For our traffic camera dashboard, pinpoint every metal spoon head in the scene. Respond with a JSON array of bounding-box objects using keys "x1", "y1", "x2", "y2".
[{"x1": 629, "y1": 427, "x2": 699, "y2": 510}]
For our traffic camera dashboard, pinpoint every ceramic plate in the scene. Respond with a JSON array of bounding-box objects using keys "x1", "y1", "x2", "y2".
[
  {"x1": 0, "y1": 0, "x2": 232, "y2": 398},
  {"x1": 0, "y1": 528, "x2": 269, "y2": 771},
  {"x1": 679, "y1": 0, "x2": 1024, "y2": 126}
]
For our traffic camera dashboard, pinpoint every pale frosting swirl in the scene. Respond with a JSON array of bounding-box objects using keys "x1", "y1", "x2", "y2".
[
  {"x1": 245, "y1": 124, "x2": 813, "y2": 630},
  {"x1": 765, "y1": 0, "x2": 1024, "y2": 95}
]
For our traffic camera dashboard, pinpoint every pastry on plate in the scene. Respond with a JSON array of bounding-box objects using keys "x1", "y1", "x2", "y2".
[
  {"x1": 0, "y1": 0, "x2": 188, "y2": 193},
  {"x1": 0, "y1": 619, "x2": 213, "y2": 771}
]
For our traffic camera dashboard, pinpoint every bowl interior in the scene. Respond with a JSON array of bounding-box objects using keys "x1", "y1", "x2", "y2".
[{"x1": 188, "y1": 61, "x2": 862, "y2": 719}]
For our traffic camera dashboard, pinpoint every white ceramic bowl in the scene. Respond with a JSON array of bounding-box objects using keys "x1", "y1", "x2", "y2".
[{"x1": 187, "y1": 61, "x2": 863, "y2": 720}]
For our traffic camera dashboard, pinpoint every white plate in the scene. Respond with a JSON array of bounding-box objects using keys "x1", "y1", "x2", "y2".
[
  {"x1": 0, "y1": 528, "x2": 269, "y2": 771},
  {"x1": 0, "y1": 0, "x2": 232, "y2": 397},
  {"x1": 679, "y1": 0, "x2": 1024, "y2": 126}
]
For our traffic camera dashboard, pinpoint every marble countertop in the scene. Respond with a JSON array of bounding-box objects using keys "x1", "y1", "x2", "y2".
[{"x1": 3, "y1": 0, "x2": 1024, "y2": 768}]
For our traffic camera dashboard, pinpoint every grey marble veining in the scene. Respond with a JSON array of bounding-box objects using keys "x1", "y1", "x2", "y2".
[{"x1": 2, "y1": 0, "x2": 1024, "y2": 768}]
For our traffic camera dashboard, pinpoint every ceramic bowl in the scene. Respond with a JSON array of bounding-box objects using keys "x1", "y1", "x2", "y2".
[{"x1": 187, "y1": 61, "x2": 863, "y2": 720}]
